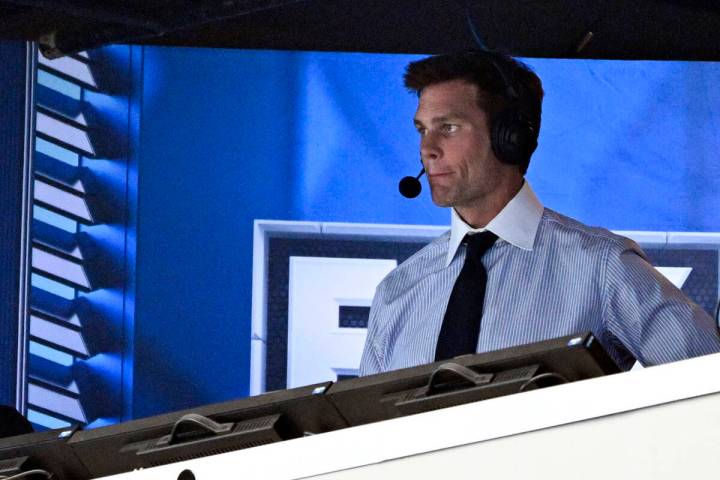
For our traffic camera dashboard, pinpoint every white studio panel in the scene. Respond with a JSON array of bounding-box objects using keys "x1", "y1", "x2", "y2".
[
  {"x1": 655, "y1": 266, "x2": 692, "y2": 289},
  {"x1": 287, "y1": 256, "x2": 396, "y2": 388}
]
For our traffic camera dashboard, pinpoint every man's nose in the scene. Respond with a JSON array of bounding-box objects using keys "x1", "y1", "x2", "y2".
[{"x1": 420, "y1": 133, "x2": 441, "y2": 162}]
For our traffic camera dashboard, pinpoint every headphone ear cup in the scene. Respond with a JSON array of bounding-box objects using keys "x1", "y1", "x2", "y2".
[{"x1": 491, "y1": 108, "x2": 538, "y2": 166}]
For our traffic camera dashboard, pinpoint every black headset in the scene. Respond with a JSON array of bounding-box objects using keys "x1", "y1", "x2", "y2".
[{"x1": 481, "y1": 51, "x2": 539, "y2": 168}]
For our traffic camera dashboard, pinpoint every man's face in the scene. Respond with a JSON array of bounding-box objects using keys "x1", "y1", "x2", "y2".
[{"x1": 414, "y1": 79, "x2": 512, "y2": 211}]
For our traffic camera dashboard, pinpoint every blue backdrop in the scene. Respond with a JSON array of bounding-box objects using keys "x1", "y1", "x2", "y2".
[
  {"x1": 130, "y1": 47, "x2": 720, "y2": 418},
  {"x1": 293, "y1": 52, "x2": 720, "y2": 230}
]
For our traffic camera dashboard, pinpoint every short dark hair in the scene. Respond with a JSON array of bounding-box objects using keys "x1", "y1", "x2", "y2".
[{"x1": 404, "y1": 51, "x2": 544, "y2": 173}]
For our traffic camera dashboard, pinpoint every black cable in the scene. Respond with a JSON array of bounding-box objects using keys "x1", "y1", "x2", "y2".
[
  {"x1": 518, "y1": 372, "x2": 570, "y2": 392},
  {"x1": 458, "y1": 1, "x2": 520, "y2": 100},
  {"x1": 456, "y1": 0, "x2": 490, "y2": 52},
  {"x1": 463, "y1": 0, "x2": 489, "y2": 51},
  {"x1": 0, "y1": 470, "x2": 53, "y2": 480}
]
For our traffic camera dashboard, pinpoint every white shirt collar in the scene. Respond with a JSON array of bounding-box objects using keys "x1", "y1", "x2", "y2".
[{"x1": 445, "y1": 181, "x2": 544, "y2": 267}]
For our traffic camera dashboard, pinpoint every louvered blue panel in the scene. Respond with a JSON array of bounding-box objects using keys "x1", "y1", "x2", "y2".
[
  {"x1": 33, "y1": 230, "x2": 83, "y2": 260},
  {"x1": 29, "y1": 341, "x2": 74, "y2": 367},
  {"x1": 31, "y1": 274, "x2": 75, "y2": 300},
  {"x1": 23, "y1": 45, "x2": 133, "y2": 429},
  {"x1": 30, "y1": 315, "x2": 89, "y2": 357},
  {"x1": 36, "y1": 111, "x2": 95, "y2": 155},
  {"x1": 27, "y1": 382, "x2": 86, "y2": 423},
  {"x1": 38, "y1": 53, "x2": 97, "y2": 88},
  {"x1": 36, "y1": 137, "x2": 80, "y2": 166},
  {"x1": 37, "y1": 70, "x2": 82, "y2": 100},
  {"x1": 33, "y1": 178, "x2": 92, "y2": 222},
  {"x1": 27, "y1": 409, "x2": 72, "y2": 430},
  {"x1": 33, "y1": 205, "x2": 78, "y2": 233},
  {"x1": 32, "y1": 247, "x2": 90, "y2": 290},
  {"x1": 28, "y1": 351, "x2": 76, "y2": 392}
]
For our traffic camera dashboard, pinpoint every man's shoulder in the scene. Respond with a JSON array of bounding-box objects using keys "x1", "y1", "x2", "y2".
[
  {"x1": 541, "y1": 208, "x2": 639, "y2": 253},
  {"x1": 377, "y1": 230, "x2": 450, "y2": 290}
]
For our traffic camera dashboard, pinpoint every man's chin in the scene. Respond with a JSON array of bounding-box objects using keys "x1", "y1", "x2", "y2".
[{"x1": 430, "y1": 193, "x2": 453, "y2": 208}]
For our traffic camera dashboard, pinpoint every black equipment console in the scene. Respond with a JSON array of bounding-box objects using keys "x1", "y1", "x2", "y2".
[
  {"x1": 325, "y1": 332, "x2": 621, "y2": 426},
  {"x1": 0, "y1": 332, "x2": 620, "y2": 479},
  {"x1": 68, "y1": 381, "x2": 346, "y2": 478},
  {"x1": 0, "y1": 427, "x2": 89, "y2": 480}
]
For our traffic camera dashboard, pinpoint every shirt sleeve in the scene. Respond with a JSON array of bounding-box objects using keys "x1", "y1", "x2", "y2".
[
  {"x1": 358, "y1": 279, "x2": 388, "y2": 376},
  {"x1": 602, "y1": 238, "x2": 720, "y2": 366}
]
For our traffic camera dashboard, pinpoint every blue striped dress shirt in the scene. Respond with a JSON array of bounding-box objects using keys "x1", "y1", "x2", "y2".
[{"x1": 359, "y1": 182, "x2": 720, "y2": 374}]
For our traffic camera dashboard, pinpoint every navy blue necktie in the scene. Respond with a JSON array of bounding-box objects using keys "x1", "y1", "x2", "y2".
[{"x1": 435, "y1": 231, "x2": 498, "y2": 361}]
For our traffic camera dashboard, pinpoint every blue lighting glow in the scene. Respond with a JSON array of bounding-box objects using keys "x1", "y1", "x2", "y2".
[
  {"x1": 37, "y1": 69, "x2": 82, "y2": 100},
  {"x1": 33, "y1": 205, "x2": 78, "y2": 233},
  {"x1": 36, "y1": 137, "x2": 80, "y2": 167},
  {"x1": 31, "y1": 273, "x2": 76, "y2": 300},
  {"x1": 29, "y1": 340, "x2": 75, "y2": 367},
  {"x1": 27, "y1": 408, "x2": 72, "y2": 430}
]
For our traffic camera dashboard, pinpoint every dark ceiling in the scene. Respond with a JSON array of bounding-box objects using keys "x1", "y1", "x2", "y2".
[{"x1": 1, "y1": 0, "x2": 719, "y2": 60}]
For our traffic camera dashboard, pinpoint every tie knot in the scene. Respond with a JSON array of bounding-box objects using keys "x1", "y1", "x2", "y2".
[{"x1": 463, "y1": 231, "x2": 498, "y2": 263}]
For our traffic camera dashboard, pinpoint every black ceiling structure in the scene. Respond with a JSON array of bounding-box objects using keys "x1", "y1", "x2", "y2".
[{"x1": 0, "y1": 1, "x2": 719, "y2": 60}]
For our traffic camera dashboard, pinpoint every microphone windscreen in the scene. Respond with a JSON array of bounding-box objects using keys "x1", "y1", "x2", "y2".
[{"x1": 399, "y1": 176, "x2": 422, "y2": 198}]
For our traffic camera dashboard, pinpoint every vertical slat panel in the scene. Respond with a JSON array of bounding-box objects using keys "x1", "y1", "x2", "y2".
[
  {"x1": 0, "y1": 40, "x2": 31, "y2": 409},
  {"x1": 24, "y1": 45, "x2": 133, "y2": 429}
]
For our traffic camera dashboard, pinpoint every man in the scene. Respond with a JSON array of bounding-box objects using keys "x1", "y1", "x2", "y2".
[{"x1": 359, "y1": 51, "x2": 720, "y2": 375}]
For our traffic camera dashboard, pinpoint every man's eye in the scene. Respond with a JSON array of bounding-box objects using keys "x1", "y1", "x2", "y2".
[
  {"x1": 416, "y1": 127, "x2": 427, "y2": 136},
  {"x1": 442, "y1": 124, "x2": 459, "y2": 133}
]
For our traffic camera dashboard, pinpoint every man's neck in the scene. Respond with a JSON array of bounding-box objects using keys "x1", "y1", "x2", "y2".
[{"x1": 454, "y1": 177, "x2": 524, "y2": 228}]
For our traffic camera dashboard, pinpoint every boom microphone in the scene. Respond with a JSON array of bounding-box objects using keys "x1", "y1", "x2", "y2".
[{"x1": 398, "y1": 168, "x2": 425, "y2": 198}]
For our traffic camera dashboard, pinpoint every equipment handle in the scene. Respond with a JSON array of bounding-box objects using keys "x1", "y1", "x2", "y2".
[
  {"x1": 156, "y1": 413, "x2": 233, "y2": 447},
  {"x1": 422, "y1": 362, "x2": 492, "y2": 397}
]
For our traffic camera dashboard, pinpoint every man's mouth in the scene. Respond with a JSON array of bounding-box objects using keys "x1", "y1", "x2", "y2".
[{"x1": 428, "y1": 172, "x2": 452, "y2": 179}]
